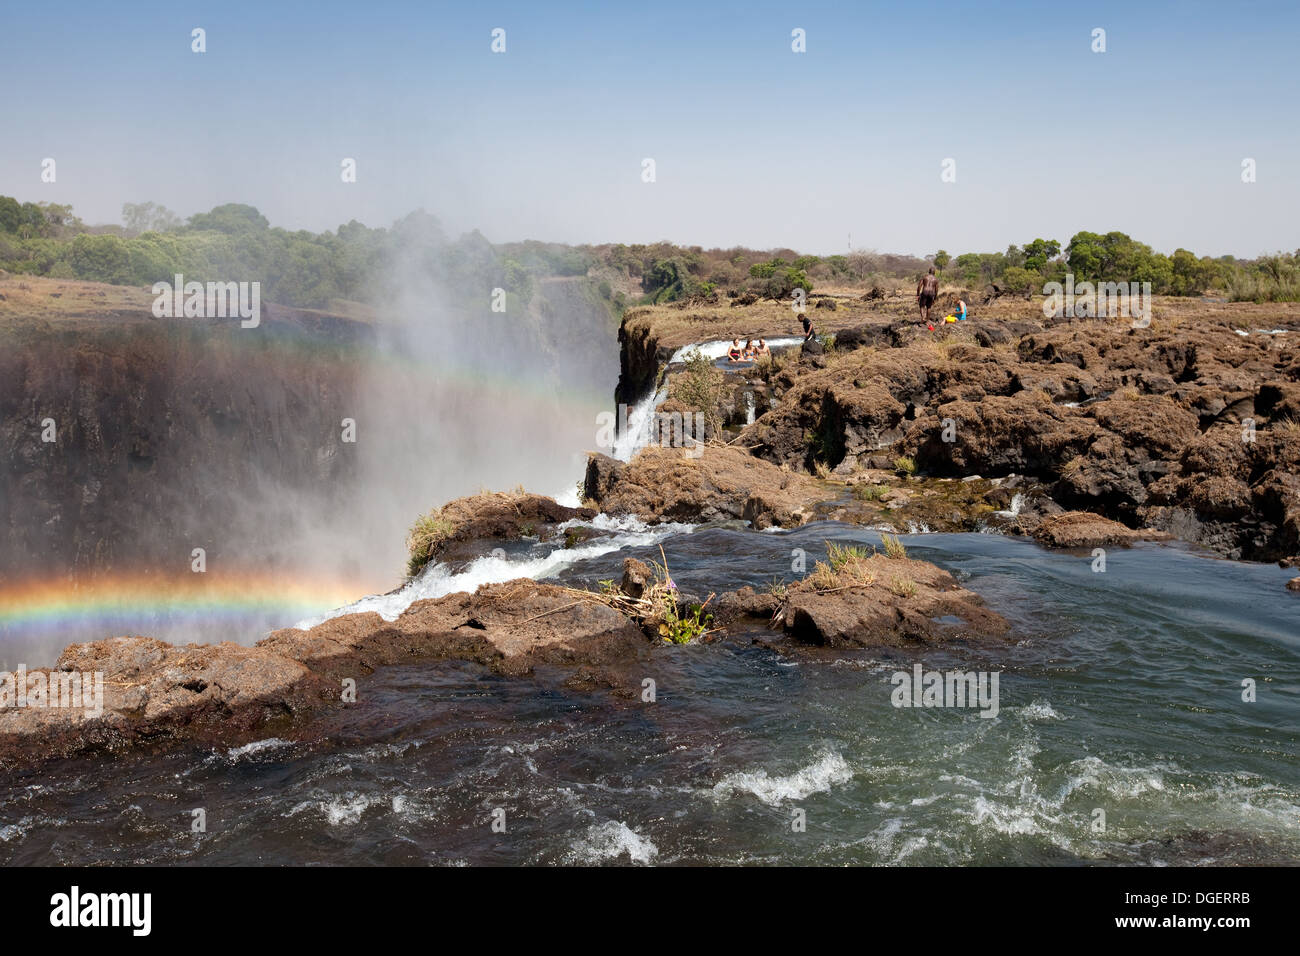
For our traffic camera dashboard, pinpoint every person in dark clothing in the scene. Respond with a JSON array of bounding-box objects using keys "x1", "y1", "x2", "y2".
[
  {"x1": 800, "y1": 313, "x2": 815, "y2": 342},
  {"x1": 917, "y1": 266, "x2": 939, "y2": 327}
]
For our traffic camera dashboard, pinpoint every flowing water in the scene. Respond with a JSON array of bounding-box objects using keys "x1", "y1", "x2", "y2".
[{"x1": 3, "y1": 522, "x2": 1296, "y2": 865}]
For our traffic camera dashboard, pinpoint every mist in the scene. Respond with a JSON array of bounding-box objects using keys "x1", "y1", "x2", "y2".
[{"x1": 0, "y1": 218, "x2": 618, "y2": 666}]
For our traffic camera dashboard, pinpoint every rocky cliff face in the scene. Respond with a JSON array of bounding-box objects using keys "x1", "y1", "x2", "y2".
[
  {"x1": 0, "y1": 305, "x2": 372, "y2": 579},
  {"x1": 0, "y1": 275, "x2": 621, "y2": 584}
]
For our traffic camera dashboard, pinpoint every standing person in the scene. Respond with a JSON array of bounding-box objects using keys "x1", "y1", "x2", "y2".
[
  {"x1": 917, "y1": 266, "x2": 939, "y2": 328},
  {"x1": 800, "y1": 312, "x2": 816, "y2": 342}
]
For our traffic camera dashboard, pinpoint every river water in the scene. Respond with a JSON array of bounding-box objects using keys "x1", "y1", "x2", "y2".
[{"x1": 3, "y1": 522, "x2": 1296, "y2": 865}]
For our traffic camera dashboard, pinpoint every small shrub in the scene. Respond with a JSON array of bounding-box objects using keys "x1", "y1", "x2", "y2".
[
  {"x1": 893, "y1": 455, "x2": 917, "y2": 476},
  {"x1": 658, "y1": 601, "x2": 714, "y2": 645},
  {"x1": 852, "y1": 483, "x2": 889, "y2": 501},
  {"x1": 671, "y1": 350, "x2": 727, "y2": 435}
]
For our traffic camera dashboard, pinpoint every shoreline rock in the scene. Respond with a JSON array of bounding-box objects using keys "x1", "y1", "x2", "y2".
[
  {"x1": 584, "y1": 444, "x2": 821, "y2": 528},
  {"x1": 1032, "y1": 511, "x2": 1172, "y2": 549},
  {"x1": 771, "y1": 553, "x2": 1008, "y2": 648}
]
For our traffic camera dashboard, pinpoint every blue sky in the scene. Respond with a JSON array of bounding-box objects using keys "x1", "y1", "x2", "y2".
[{"x1": 2, "y1": 0, "x2": 1297, "y2": 257}]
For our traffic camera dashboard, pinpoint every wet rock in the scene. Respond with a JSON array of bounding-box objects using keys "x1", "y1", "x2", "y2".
[
  {"x1": 1287, "y1": 577, "x2": 1300, "y2": 592},
  {"x1": 409, "y1": 491, "x2": 595, "y2": 573},
  {"x1": 620, "y1": 557, "x2": 654, "y2": 599},
  {"x1": 772, "y1": 554, "x2": 1008, "y2": 648},
  {"x1": 584, "y1": 445, "x2": 820, "y2": 527},
  {"x1": 0, "y1": 636, "x2": 333, "y2": 769},
  {"x1": 716, "y1": 586, "x2": 780, "y2": 622},
  {"x1": 262, "y1": 579, "x2": 647, "y2": 679},
  {"x1": 1033, "y1": 511, "x2": 1170, "y2": 549}
]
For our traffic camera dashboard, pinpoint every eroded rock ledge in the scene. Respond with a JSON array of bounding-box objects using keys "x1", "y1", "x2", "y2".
[
  {"x1": 584, "y1": 444, "x2": 821, "y2": 529},
  {"x1": 0, "y1": 541, "x2": 1003, "y2": 768}
]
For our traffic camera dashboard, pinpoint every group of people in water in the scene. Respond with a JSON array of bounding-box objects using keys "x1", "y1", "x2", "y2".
[{"x1": 726, "y1": 338, "x2": 771, "y2": 362}]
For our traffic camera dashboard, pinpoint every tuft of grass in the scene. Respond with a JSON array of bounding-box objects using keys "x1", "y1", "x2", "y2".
[
  {"x1": 826, "y1": 540, "x2": 872, "y2": 571},
  {"x1": 813, "y1": 460, "x2": 832, "y2": 479},
  {"x1": 879, "y1": 533, "x2": 908, "y2": 559},
  {"x1": 764, "y1": 576, "x2": 789, "y2": 599},
  {"x1": 805, "y1": 561, "x2": 843, "y2": 592},
  {"x1": 406, "y1": 512, "x2": 457, "y2": 577},
  {"x1": 852, "y1": 482, "x2": 890, "y2": 501},
  {"x1": 804, "y1": 542, "x2": 878, "y2": 592},
  {"x1": 893, "y1": 455, "x2": 917, "y2": 476},
  {"x1": 888, "y1": 577, "x2": 917, "y2": 598}
]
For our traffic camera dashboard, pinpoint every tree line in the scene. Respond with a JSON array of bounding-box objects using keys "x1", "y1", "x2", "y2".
[{"x1": 1, "y1": 196, "x2": 1295, "y2": 307}]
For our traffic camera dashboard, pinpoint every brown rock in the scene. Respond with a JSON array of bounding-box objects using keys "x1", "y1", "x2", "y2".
[
  {"x1": 262, "y1": 579, "x2": 647, "y2": 678},
  {"x1": 773, "y1": 554, "x2": 1008, "y2": 648},
  {"x1": 1033, "y1": 511, "x2": 1169, "y2": 549},
  {"x1": 0, "y1": 636, "x2": 333, "y2": 769},
  {"x1": 584, "y1": 444, "x2": 820, "y2": 527},
  {"x1": 620, "y1": 557, "x2": 654, "y2": 599}
]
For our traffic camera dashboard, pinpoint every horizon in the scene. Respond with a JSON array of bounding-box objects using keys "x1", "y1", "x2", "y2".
[{"x1": 3, "y1": 0, "x2": 1297, "y2": 259}]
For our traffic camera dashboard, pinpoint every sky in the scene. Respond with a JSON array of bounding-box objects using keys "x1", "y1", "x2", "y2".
[{"x1": 2, "y1": 0, "x2": 1297, "y2": 258}]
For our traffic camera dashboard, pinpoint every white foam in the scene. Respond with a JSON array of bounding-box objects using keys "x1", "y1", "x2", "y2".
[
  {"x1": 294, "y1": 514, "x2": 694, "y2": 628},
  {"x1": 570, "y1": 821, "x2": 659, "y2": 864},
  {"x1": 1020, "y1": 700, "x2": 1063, "y2": 721},
  {"x1": 226, "y1": 738, "x2": 291, "y2": 760},
  {"x1": 711, "y1": 749, "x2": 853, "y2": 806},
  {"x1": 285, "y1": 794, "x2": 376, "y2": 827},
  {"x1": 994, "y1": 492, "x2": 1026, "y2": 518}
]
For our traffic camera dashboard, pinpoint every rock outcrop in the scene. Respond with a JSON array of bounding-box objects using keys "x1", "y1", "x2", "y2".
[
  {"x1": 1032, "y1": 511, "x2": 1171, "y2": 549},
  {"x1": 408, "y1": 491, "x2": 596, "y2": 572},
  {"x1": 584, "y1": 444, "x2": 821, "y2": 528},
  {"x1": 0, "y1": 578, "x2": 649, "y2": 770},
  {"x1": 760, "y1": 553, "x2": 1008, "y2": 648},
  {"x1": 734, "y1": 312, "x2": 1300, "y2": 564}
]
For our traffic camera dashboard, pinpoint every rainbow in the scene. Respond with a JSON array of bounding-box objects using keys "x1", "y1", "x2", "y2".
[{"x1": 0, "y1": 570, "x2": 370, "y2": 639}]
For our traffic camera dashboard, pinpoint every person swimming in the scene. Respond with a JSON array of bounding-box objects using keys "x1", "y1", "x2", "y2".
[
  {"x1": 742, "y1": 338, "x2": 755, "y2": 360},
  {"x1": 754, "y1": 338, "x2": 769, "y2": 357},
  {"x1": 727, "y1": 339, "x2": 743, "y2": 362}
]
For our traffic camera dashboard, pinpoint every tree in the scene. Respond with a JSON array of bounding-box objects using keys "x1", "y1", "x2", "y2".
[
  {"x1": 187, "y1": 203, "x2": 270, "y2": 234},
  {"x1": 1022, "y1": 238, "x2": 1060, "y2": 272},
  {"x1": 999, "y1": 266, "x2": 1039, "y2": 295},
  {"x1": 122, "y1": 202, "x2": 181, "y2": 234},
  {"x1": 933, "y1": 249, "x2": 950, "y2": 271}
]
